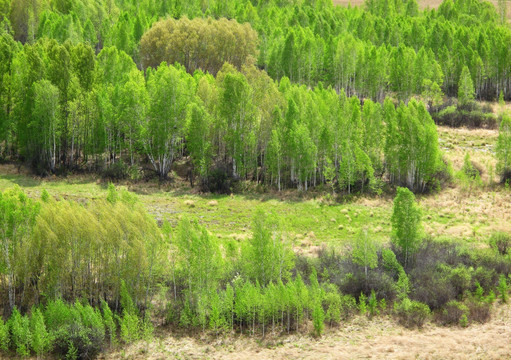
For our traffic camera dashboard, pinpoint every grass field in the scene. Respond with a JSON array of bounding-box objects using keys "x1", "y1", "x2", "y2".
[{"x1": 0, "y1": 125, "x2": 509, "y2": 251}]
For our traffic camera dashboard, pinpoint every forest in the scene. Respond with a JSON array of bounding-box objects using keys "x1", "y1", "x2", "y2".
[
  {"x1": 0, "y1": 0, "x2": 510, "y2": 190},
  {"x1": 0, "y1": 0, "x2": 511, "y2": 358}
]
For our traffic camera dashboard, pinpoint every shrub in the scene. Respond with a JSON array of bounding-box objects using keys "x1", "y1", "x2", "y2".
[
  {"x1": 358, "y1": 292, "x2": 367, "y2": 315},
  {"x1": 438, "y1": 300, "x2": 469, "y2": 325},
  {"x1": 466, "y1": 297, "x2": 491, "y2": 324},
  {"x1": 0, "y1": 317, "x2": 9, "y2": 352},
  {"x1": 368, "y1": 290, "x2": 379, "y2": 317},
  {"x1": 323, "y1": 286, "x2": 342, "y2": 326},
  {"x1": 101, "y1": 161, "x2": 140, "y2": 181},
  {"x1": 449, "y1": 265, "x2": 472, "y2": 297},
  {"x1": 340, "y1": 294, "x2": 358, "y2": 320},
  {"x1": 203, "y1": 164, "x2": 237, "y2": 193},
  {"x1": 44, "y1": 299, "x2": 105, "y2": 359},
  {"x1": 30, "y1": 307, "x2": 52, "y2": 357},
  {"x1": 394, "y1": 298, "x2": 430, "y2": 328},
  {"x1": 312, "y1": 299, "x2": 325, "y2": 337},
  {"x1": 498, "y1": 274, "x2": 508, "y2": 303},
  {"x1": 9, "y1": 307, "x2": 31, "y2": 357},
  {"x1": 459, "y1": 314, "x2": 468, "y2": 327},
  {"x1": 473, "y1": 266, "x2": 498, "y2": 293},
  {"x1": 489, "y1": 232, "x2": 511, "y2": 256},
  {"x1": 120, "y1": 313, "x2": 140, "y2": 344},
  {"x1": 101, "y1": 300, "x2": 116, "y2": 345}
]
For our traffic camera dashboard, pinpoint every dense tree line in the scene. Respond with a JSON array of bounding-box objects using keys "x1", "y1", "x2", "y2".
[
  {"x1": 0, "y1": 30, "x2": 444, "y2": 191},
  {"x1": 0, "y1": 185, "x2": 509, "y2": 358},
  {"x1": 2, "y1": 0, "x2": 511, "y2": 101}
]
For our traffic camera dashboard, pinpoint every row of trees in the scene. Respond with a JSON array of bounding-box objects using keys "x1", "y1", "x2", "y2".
[
  {"x1": 0, "y1": 32, "x2": 444, "y2": 191},
  {"x1": 4, "y1": 0, "x2": 511, "y2": 101},
  {"x1": 1, "y1": 184, "x2": 509, "y2": 358}
]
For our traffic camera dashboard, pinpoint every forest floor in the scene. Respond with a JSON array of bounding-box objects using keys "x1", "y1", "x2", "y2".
[{"x1": 101, "y1": 303, "x2": 511, "y2": 360}]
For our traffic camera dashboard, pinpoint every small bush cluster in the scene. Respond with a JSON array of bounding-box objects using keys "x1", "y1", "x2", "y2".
[{"x1": 432, "y1": 101, "x2": 498, "y2": 129}]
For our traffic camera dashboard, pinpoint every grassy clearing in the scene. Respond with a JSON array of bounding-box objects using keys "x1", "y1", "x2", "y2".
[{"x1": 0, "y1": 122, "x2": 509, "y2": 248}]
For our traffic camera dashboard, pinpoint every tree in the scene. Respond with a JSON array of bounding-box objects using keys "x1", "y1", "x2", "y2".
[
  {"x1": 142, "y1": 63, "x2": 192, "y2": 179},
  {"x1": 243, "y1": 210, "x2": 294, "y2": 286},
  {"x1": 391, "y1": 187, "x2": 422, "y2": 268},
  {"x1": 0, "y1": 186, "x2": 39, "y2": 312},
  {"x1": 140, "y1": 17, "x2": 258, "y2": 76},
  {"x1": 30, "y1": 307, "x2": 52, "y2": 358},
  {"x1": 458, "y1": 66, "x2": 475, "y2": 105},
  {"x1": 352, "y1": 228, "x2": 378, "y2": 289},
  {"x1": 32, "y1": 80, "x2": 60, "y2": 172},
  {"x1": 497, "y1": 113, "x2": 511, "y2": 176},
  {"x1": 186, "y1": 103, "x2": 212, "y2": 184},
  {"x1": 219, "y1": 71, "x2": 256, "y2": 178},
  {"x1": 8, "y1": 307, "x2": 30, "y2": 356}
]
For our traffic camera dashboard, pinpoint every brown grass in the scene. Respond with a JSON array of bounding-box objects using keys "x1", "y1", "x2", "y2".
[{"x1": 102, "y1": 304, "x2": 511, "y2": 360}]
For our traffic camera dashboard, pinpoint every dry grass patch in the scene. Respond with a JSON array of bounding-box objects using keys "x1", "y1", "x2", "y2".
[{"x1": 103, "y1": 304, "x2": 511, "y2": 360}]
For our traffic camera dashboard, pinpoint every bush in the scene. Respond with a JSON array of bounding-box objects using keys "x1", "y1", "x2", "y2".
[
  {"x1": 30, "y1": 308, "x2": 52, "y2": 357},
  {"x1": 448, "y1": 264, "x2": 472, "y2": 297},
  {"x1": 312, "y1": 299, "x2": 325, "y2": 337},
  {"x1": 323, "y1": 285, "x2": 341, "y2": 326},
  {"x1": 489, "y1": 232, "x2": 511, "y2": 256},
  {"x1": 368, "y1": 290, "x2": 379, "y2": 317},
  {"x1": 438, "y1": 300, "x2": 469, "y2": 325},
  {"x1": 101, "y1": 300, "x2": 116, "y2": 345},
  {"x1": 466, "y1": 297, "x2": 491, "y2": 324},
  {"x1": 0, "y1": 317, "x2": 9, "y2": 352},
  {"x1": 101, "y1": 161, "x2": 141, "y2": 181},
  {"x1": 201, "y1": 164, "x2": 237, "y2": 193},
  {"x1": 394, "y1": 298, "x2": 430, "y2": 328},
  {"x1": 44, "y1": 299, "x2": 105, "y2": 359},
  {"x1": 358, "y1": 292, "x2": 367, "y2": 315},
  {"x1": 433, "y1": 101, "x2": 498, "y2": 129},
  {"x1": 498, "y1": 274, "x2": 509, "y2": 303},
  {"x1": 120, "y1": 313, "x2": 140, "y2": 344},
  {"x1": 8, "y1": 307, "x2": 31, "y2": 357}
]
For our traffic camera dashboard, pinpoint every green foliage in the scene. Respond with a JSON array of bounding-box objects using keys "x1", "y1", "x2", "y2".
[
  {"x1": 497, "y1": 113, "x2": 511, "y2": 176},
  {"x1": 140, "y1": 17, "x2": 258, "y2": 76},
  {"x1": 352, "y1": 228, "x2": 378, "y2": 287},
  {"x1": 391, "y1": 187, "x2": 422, "y2": 268},
  {"x1": 101, "y1": 300, "x2": 116, "y2": 345},
  {"x1": 312, "y1": 299, "x2": 325, "y2": 337},
  {"x1": 8, "y1": 307, "x2": 31, "y2": 356},
  {"x1": 358, "y1": 292, "x2": 367, "y2": 315},
  {"x1": 368, "y1": 290, "x2": 379, "y2": 317},
  {"x1": 385, "y1": 100, "x2": 442, "y2": 192},
  {"x1": 242, "y1": 210, "x2": 294, "y2": 286},
  {"x1": 489, "y1": 232, "x2": 511, "y2": 256},
  {"x1": 0, "y1": 186, "x2": 39, "y2": 311},
  {"x1": 394, "y1": 298, "x2": 430, "y2": 328},
  {"x1": 498, "y1": 274, "x2": 508, "y2": 303},
  {"x1": 0, "y1": 317, "x2": 8, "y2": 352},
  {"x1": 30, "y1": 307, "x2": 52, "y2": 356},
  {"x1": 120, "y1": 313, "x2": 140, "y2": 344},
  {"x1": 458, "y1": 66, "x2": 475, "y2": 105},
  {"x1": 439, "y1": 300, "x2": 469, "y2": 325}
]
